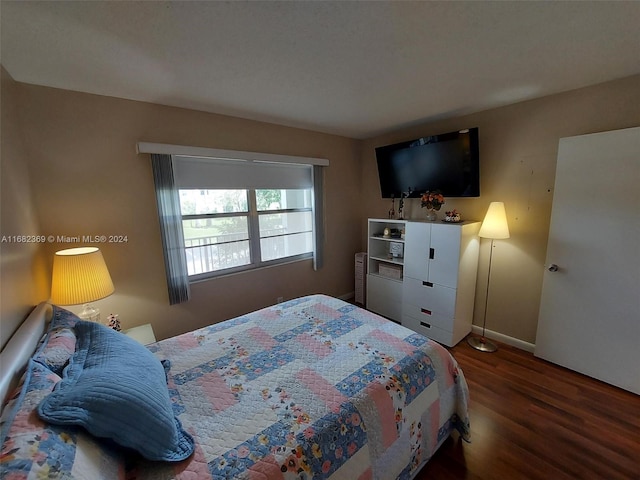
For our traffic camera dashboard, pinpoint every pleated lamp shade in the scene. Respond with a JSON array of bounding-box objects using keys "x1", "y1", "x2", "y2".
[
  {"x1": 478, "y1": 202, "x2": 510, "y2": 240},
  {"x1": 51, "y1": 247, "x2": 114, "y2": 305}
]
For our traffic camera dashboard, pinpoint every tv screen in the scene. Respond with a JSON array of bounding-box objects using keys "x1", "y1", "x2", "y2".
[{"x1": 375, "y1": 127, "x2": 480, "y2": 198}]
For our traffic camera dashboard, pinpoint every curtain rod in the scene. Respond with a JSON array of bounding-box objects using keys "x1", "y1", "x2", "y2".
[{"x1": 136, "y1": 142, "x2": 329, "y2": 166}]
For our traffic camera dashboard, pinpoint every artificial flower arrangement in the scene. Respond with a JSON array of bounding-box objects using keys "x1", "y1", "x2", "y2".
[
  {"x1": 420, "y1": 191, "x2": 445, "y2": 211},
  {"x1": 445, "y1": 209, "x2": 461, "y2": 222}
]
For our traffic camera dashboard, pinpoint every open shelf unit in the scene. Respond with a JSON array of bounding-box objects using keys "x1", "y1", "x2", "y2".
[
  {"x1": 366, "y1": 219, "x2": 406, "y2": 322},
  {"x1": 367, "y1": 219, "x2": 406, "y2": 280}
]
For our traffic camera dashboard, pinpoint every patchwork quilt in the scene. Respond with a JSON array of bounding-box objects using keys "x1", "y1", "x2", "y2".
[{"x1": 130, "y1": 294, "x2": 470, "y2": 480}]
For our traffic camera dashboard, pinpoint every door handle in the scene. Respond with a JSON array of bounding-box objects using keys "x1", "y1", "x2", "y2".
[{"x1": 547, "y1": 263, "x2": 559, "y2": 272}]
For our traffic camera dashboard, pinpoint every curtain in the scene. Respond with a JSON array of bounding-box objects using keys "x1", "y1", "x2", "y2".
[
  {"x1": 150, "y1": 154, "x2": 190, "y2": 305},
  {"x1": 312, "y1": 165, "x2": 324, "y2": 270}
]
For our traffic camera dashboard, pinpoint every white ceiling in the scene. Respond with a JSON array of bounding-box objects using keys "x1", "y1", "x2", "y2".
[{"x1": 2, "y1": 1, "x2": 639, "y2": 139}]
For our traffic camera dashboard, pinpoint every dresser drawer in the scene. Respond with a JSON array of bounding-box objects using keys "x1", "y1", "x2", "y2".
[
  {"x1": 367, "y1": 274, "x2": 403, "y2": 322},
  {"x1": 368, "y1": 273, "x2": 403, "y2": 298},
  {"x1": 402, "y1": 314, "x2": 454, "y2": 346},
  {"x1": 402, "y1": 305, "x2": 454, "y2": 332},
  {"x1": 368, "y1": 295, "x2": 403, "y2": 322},
  {"x1": 403, "y1": 277, "x2": 456, "y2": 317}
]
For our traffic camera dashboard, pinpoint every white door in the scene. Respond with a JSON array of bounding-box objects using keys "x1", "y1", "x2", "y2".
[{"x1": 535, "y1": 127, "x2": 640, "y2": 395}]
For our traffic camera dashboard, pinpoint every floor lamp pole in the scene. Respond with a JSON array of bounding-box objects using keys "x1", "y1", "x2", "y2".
[{"x1": 468, "y1": 238, "x2": 498, "y2": 352}]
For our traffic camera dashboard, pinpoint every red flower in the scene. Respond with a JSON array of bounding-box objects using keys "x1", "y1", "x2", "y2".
[{"x1": 420, "y1": 191, "x2": 445, "y2": 211}]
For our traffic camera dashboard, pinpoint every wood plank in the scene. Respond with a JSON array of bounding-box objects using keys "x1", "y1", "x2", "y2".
[{"x1": 416, "y1": 340, "x2": 640, "y2": 479}]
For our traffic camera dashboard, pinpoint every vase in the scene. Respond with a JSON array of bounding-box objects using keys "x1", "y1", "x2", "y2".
[{"x1": 425, "y1": 208, "x2": 437, "y2": 221}]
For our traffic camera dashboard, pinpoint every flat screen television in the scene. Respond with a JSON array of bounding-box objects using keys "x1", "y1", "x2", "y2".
[{"x1": 375, "y1": 127, "x2": 480, "y2": 198}]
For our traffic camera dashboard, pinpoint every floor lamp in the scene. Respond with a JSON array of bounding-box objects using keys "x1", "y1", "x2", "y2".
[{"x1": 467, "y1": 202, "x2": 510, "y2": 352}]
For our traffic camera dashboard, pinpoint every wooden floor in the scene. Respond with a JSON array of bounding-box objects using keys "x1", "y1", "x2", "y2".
[{"x1": 415, "y1": 339, "x2": 640, "y2": 480}]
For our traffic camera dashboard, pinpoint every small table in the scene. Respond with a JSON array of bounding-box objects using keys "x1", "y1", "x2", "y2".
[{"x1": 122, "y1": 324, "x2": 157, "y2": 345}]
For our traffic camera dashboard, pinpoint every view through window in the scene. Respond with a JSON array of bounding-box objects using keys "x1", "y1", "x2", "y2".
[{"x1": 179, "y1": 188, "x2": 313, "y2": 277}]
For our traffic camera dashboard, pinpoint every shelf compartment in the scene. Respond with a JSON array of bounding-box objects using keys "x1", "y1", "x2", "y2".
[{"x1": 369, "y1": 255, "x2": 403, "y2": 266}]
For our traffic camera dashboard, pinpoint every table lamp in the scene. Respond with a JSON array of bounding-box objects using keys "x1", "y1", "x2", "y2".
[{"x1": 50, "y1": 247, "x2": 115, "y2": 322}]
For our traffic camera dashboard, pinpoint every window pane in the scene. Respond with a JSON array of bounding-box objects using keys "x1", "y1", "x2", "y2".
[
  {"x1": 261, "y1": 232, "x2": 313, "y2": 261},
  {"x1": 185, "y1": 241, "x2": 251, "y2": 275},
  {"x1": 256, "y1": 189, "x2": 312, "y2": 211},
  {"x1": 259, "y1": 211, "x2": 313, "y2": 262},
  {"x1": 258, "y1": 212, "x2": 313, "y2": 238},
  {"x1": 182, "y1": 216, "x2": 250, "y2": 275},
  {"x1": 182, "y1": 217, "x2": 248, "y2": 243},
  {"x1": 179, "y1": 189, "x2": 248, "y2": 215}
]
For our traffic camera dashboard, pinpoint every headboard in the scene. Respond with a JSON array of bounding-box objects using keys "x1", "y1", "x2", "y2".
[{"x1": 0, "y1": 302, "x2": 53, "y2": 405}]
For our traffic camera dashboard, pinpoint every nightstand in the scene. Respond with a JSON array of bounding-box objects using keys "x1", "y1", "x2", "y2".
[{"x1": 122, "y1": 324, "x2": 157, "y2": 345}]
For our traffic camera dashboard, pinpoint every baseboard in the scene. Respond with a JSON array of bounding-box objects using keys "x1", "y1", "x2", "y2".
[
  {"x1": 338, "y1": 294, "x2": 536, "y2": 352},
  {"x1": 338, "y1": 291, "x2": 355, "y2": 302},
  {"x1": 470, "y1": 325, "x2": 535, "y2": 353}
]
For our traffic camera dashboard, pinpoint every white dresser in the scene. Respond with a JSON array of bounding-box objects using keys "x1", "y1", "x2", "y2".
[
  {"x1": 366, "y1": 218, "x2": 480, "y2": 347},
  {"x1": 401, "y1": 220, "x2": 480, "y2": 346}
]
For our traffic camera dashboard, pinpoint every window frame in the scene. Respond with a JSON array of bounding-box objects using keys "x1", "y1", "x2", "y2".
[{"x1": 142, "y1": 143, "x2": 328, "y2": 304}]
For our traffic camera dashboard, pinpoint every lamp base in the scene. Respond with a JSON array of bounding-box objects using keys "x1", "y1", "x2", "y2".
[
  {"x1": 467, "y1": 335, "x2": 498, "y2": 353},
  {"x1": 78, "y1": 303, "x2": 101, "y2": 323}
]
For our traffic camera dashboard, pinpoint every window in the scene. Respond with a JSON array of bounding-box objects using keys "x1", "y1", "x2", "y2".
[
  {"x1": 179, "y1": 188, "x2": 313, "y2": 278},
  {"x1": 145, "y1": 144, "x2": 327, "y2": 302},
  {"x1": 256, "y1": 189, "x2": 313, "y2": 262}
]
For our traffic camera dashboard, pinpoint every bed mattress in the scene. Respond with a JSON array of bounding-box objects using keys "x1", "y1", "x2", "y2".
[{"x1": 129, "y1": 294, "x2": 469, "y2": 479}]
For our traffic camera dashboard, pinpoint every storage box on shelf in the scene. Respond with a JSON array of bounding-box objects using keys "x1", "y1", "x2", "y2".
[{"x1": 379, "y1": 263, "x2": 402, "y2": 280}]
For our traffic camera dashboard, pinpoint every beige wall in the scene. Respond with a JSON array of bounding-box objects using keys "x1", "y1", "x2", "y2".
[
  {"x1": 11, "y1": 83, "x2": 363, "y2": 341},
  {"x1": 361, "y1": 75, "x2": 640, "y2": 345},
  {"x1": 0, "y1": 68, "x2": 49, "y2": 349},
  {"x1": 3, "y1": 73, "x2": 639, "y2": 347}
]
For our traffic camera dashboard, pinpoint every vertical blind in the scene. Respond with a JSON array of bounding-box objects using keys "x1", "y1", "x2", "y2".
[
  {"x1": 312, "y1": 165, "x2": 324, "y2": 270},
  {"x1": 150, "y1": 154, "x2": 191, "y2": 305}
]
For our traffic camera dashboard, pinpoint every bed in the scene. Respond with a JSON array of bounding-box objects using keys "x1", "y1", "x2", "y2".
[{"x1": 0, "y1": 294, "x2": 470, "y2": 479}]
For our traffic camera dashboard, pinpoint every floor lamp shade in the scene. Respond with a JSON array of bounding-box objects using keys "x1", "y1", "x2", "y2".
[
  {"x1": 51, "y1": 247, "x2": 114, "y2": 306},
  {"x1": 478, "y1": 202, "x2": 510, "y2": 240},
  {"x1": 468, "y1": 202, "x2": 510, "y2": 353}
]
